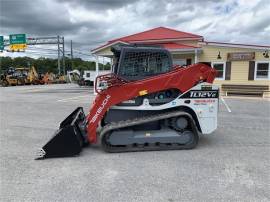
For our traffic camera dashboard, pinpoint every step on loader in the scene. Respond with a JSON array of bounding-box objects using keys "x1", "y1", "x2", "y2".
[{"x1": 36, "y1": 44, "x2": 219, "y2": 159}]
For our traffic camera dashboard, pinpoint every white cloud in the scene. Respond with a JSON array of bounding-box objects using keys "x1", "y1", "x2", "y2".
[{"x1": 1, "y1": 0, "x2": 269, "y2": 60}]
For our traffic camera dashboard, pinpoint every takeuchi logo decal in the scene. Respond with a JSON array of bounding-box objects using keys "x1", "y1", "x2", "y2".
[{"x1": 90, "y1": 94, "x2": 111, "y2": 123}]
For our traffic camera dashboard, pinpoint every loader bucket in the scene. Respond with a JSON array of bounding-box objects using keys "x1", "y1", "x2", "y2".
[{"x1": 36, "y1": 107, "x2": 88, "y2": 160}]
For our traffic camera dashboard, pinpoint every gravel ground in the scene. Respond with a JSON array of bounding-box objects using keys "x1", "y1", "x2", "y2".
[{"x1": 0, "y1": 84, "x2": 269, "y2": 202}]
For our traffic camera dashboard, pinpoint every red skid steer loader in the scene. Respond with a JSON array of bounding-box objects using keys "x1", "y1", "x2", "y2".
[{"x1": 36, "y1": 45, "x2": 218, "y2": 159}]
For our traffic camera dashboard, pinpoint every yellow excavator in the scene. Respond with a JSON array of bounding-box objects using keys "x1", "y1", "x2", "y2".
[
  {"x1": 0, "y1": 67, "x2": 21, "y2": 86},
  {"x1": 27, "y1": 66, "x2": 44, "y2": 85},
  {"x1": 0, "y1": 72, "x2": 18, "y2": 87},
  {"x1": 0, "y1": 66, "x2": 44, "y2": 86},
  {"x1": 42, "y1": 72, "x2": 67, "y2": 84}
]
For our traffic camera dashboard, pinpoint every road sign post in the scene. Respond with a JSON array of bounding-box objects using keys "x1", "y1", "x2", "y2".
[
  {"x1": 10, "y1": 44, "x2": 27, "y2": 50},
  {"x1": 9, "y1": 34, "x2": 27, "y2": 51},
  {"x1": 9, "y1": 34, "x2": 26, "y2": 44},
  {"x1": 0, "y1": 36, "x2": 4, "y2": 51}
]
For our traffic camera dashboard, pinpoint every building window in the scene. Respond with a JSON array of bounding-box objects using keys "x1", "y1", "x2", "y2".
[
  {"x1": 255, "y1": 61, "x2": 270, "y2": 80},
  {"x1": 211, "y1": 62, "x2": 226, "y2": 80},
  {"x1": 173, "y1": 59, "x2": 192, "y2": 66},
  {"x1": 173, "y1": 59, "x2": 186, "y2": 66}
]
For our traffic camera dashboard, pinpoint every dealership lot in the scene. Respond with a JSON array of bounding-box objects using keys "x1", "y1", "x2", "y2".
[{"x1": 0, "y1": 84, "x2": 269, "y2": 202}]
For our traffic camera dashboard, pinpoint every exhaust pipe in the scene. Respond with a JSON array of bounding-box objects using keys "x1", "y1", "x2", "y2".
[{"x1": 36, "y1": 107, "x2": 88, "y2": 160}]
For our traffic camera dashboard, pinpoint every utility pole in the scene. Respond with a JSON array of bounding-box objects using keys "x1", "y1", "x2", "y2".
[
  {"x1": 57, "y1": 35, "x2": 60, "y2": 74},
  {"x1": 103, "y1": 56, "x2": 104, "y2": 70},
  {"x1": 62, "y1": 37, "x2": 65, "y2": 75},
  {"x1": 70, "y1": 40, "x2": 73, "y2": 70}
]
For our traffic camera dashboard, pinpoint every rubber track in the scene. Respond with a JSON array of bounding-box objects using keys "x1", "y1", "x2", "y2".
[{"x1": 100, "y1": 111, "x2": 199, "y2": 152}]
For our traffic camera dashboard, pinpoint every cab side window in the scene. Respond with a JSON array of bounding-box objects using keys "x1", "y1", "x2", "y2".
[{"x1": 119, "y1": 50, "x2": 171, "y2": 80}]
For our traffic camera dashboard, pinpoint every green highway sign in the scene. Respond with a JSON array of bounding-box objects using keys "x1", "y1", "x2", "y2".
[
  {"x1": 0, "y1": 36, "x2": 4, "y2": 50},
  {"x1": 9, "y1": 34, "x2": 26, "y2": 44}
]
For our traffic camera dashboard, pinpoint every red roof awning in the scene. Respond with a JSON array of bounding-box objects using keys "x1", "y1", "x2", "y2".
[
  {"x1": 92, "y1": 27, "x2": 202, "y2": 52},
  {"x1": 109, "y1": 27, "x2": 202, "y2": 43}
]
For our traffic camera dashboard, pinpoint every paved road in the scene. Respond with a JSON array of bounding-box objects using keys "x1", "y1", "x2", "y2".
[{"x1": 0, "y1": 84, "x2": 269, "y2": 202}]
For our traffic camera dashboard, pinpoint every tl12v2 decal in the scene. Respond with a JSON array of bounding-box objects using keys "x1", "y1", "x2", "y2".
[{"x1": 180, "y1": 90, "x2": 219, "y2": 99}]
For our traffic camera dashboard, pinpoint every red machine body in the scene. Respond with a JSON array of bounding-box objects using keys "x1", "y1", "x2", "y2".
[
  {"x1": 87, "y1": 63, "x2": 216, "y2": 144},
  {"x1": 36, "y1": 49, "x2": 218, "y2": 160}
]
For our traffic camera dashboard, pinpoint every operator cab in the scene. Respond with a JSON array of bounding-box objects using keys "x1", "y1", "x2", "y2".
[
  {"x1": 110, "y1": 45, "x2": 180, "y2": 107},
  {"x1": 111, "y1": 44, "x2": 173, "y2": 81}
]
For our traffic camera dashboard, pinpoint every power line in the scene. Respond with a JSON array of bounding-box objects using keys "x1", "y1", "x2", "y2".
[
  {"x1": 26, "y1": 52, "x2": 58, "y2": 56},
  {"x1": 73, "y1": 50, "x2": 92, "y2": 57},
  {"x1": 27, "y1": 47, "x2": 59, "y2": 52},
  {"x1": 28, "y1": 47, "x2": 93, "y2": 57},
  {"x1": 17, "y1": 43, "x2": 94, "y2": 57},
  {"x1": 20, "y1": 52, "x2": 57, "y2": 57}
]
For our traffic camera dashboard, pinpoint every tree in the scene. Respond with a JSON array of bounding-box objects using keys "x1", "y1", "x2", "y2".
[
  {"x1": 0, "y1": 56, "x2": 101, "y2": 74},
  {"x1": 0, "y1": 56, "x2": 13, "y2": 73}
]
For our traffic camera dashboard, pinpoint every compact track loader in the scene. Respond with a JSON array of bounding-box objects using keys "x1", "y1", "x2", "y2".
[{"x1": 36, "y1": 45, "x2": 219, "y2": 159}]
